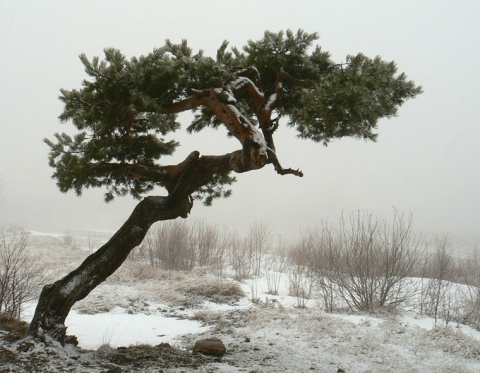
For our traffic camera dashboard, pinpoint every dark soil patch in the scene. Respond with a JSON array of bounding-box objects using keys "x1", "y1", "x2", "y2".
[{"x1": 0, "y1": 334, "x2": 218, "y2": 372}]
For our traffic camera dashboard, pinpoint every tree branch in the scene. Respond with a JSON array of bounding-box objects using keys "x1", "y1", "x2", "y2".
[
  {"x1": 202, "y1": 89, "x2": 268, "y2": 171},
  {"x1": 86, "y1": 162, "x2": 170, "y2": 184},
  {"x1": 161, "y1": 87, "x2": 268, "y2": 173},
  {"x1": 226, "y1": 76, "x2": 265, "y2": 112},
  {"x1": 160, "y1": 70, "x2": 304, "y2": 180},
  {"x1": 267, "y1": 149, "x2": 304, "y2": 177},
  {"x1": 161, "y1": 93, "x2": 210, "y2": 114}
]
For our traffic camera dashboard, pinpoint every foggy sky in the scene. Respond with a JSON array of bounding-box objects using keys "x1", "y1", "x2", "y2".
[{"x1": 0, "y1": 0, "x2": 479, "y2": 239}]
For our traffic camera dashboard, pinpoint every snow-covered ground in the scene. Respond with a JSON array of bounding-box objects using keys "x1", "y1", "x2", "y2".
[
  {"x1": 2, "y1": 228, "x2": 480, "y2": 372},
  {"x1": 22, "y1": 302, "x2": 209, "y2": 349}
]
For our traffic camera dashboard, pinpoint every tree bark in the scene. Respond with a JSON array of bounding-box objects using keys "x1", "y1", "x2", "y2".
[{"x1": 26, "y1": 195, "x2": 192, "y2": 343}]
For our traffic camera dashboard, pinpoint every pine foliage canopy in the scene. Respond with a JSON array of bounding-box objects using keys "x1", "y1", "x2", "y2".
[{"x1": 45, "y1": 30, "x2": 422, "y2": 203}]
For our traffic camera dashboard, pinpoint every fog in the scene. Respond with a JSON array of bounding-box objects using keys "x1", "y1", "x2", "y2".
[{"x1": 0, "y1": 1, "x2": 479, "y2": 241}]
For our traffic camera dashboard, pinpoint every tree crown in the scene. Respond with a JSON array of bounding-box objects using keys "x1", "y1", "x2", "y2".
[{"x1": 46, "y1": 29, "x2": 422, "y2": 204}]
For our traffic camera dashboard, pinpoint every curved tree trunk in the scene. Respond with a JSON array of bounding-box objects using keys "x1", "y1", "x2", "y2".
[
  {"x1": 26, "y1": 195, "x2": 192, "y2": 343},
  {"x1": 26, "y1": 149, "x2": 264, "y2": 344}
]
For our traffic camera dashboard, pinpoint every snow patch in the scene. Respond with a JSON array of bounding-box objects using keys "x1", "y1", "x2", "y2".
[
  {"x1": 228, "y1": 76, "x2": 264, "y2": 99},
  {"x1": 66, "y1": 309, "x2": 207, "y2": 349},
  {"x1": 226, "y1": 104, "x2": 267, "y2": 155},
  {"x1": 265, "y1": 93, "x2": 277, "y2": 111}
]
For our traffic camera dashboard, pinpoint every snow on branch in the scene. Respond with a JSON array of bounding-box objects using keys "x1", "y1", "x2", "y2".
[{"x1": 226, "y1": 104, "x2": 267, "y2": 156}]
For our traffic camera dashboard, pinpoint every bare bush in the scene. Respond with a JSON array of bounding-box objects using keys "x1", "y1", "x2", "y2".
[
  {"x1": 86, "y1": 233, "x2": 99, "y2": 253},
  {"x1": 461, "y1": 285, "x2": 480, "y2": 329},
  {"x1": 227, "y1": 222, "x2": 272, "y2": 280},
  {"x1": 291, "y1": 228, "x2": 341, "y2": 311},
  {"x1": 288, "y1": 264, "x2": 313, "y2": 308},
  {"x1": 142, "y1": 221, "x2": 194, "y2": 271},
  {"x1": 460, "y1": 247, "x2": 480, "y2": 328},
  {"x1": 336, "y1": 212, "x2": 423, "y2": 311},
  {"x1": 290, "y1": 211, "x2": 424, "y2": 312},
  {"x1": 418, "y1": 240, "x2": 480, "y2": 327},
  {"x1": 248, "y1": 222, "x2": 271, "y2": 277},
  {"x1": 190, "y1": 221, "x2": 228, "y2": 275},
  {"x1": 138, "y1": 220, "x2": 230, "y2": 274},
  {"x1": 137, "y1": 228, "x2": 157, "y2": 267},
  {"x1": 62, "y1": 231, "x2": 79, "y2": 250},
  {"x1": 137, "y1": 220, "x2": 272, "y2": 280},
  {"x1": 0, "y1": 229, "x2": 46, "y2": 320},
  {"x1": 249, "y1": 279, "x2": 260, "y2": 303},
  {"x1": 264, "y1": 239, "x2": 290, "y2": 295},
  {"x1": 228, "y1": 232, "x2": 253, "y2": 281},
  {"x1": 265, "y1": 270, "x2": 282, "y2": 296},
  {"x1": 419, "y1": 236, "x2": 457, "y2": 324}
]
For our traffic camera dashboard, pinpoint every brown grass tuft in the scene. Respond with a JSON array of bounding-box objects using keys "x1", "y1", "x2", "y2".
[{"x1": 0, "y1": 313, "x2": 29, "y2": 341}]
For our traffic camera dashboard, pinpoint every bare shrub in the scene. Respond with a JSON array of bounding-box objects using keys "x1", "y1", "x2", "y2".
[
  {"x1": 263, "y1": 239, "x2": 290, "y2": 295},
  {"x1": 137, "y1": 220, "x2": 271, "y2": 279},
  {"x1": 0, "y1": 229, "x2": 46, "y2": 320},
  {"x1": 337, "y1": 212, "x2": 423, "y2": 311},
  {"x1": 62, "y1": 231, "x2": 79, "y2": 250},
  {"x1": 286, "y1": 233, "x2": 316, "y2": 308},
  {"x1": 418, "y1": 239, "x2": 480, "y2": 327},
  {"x1": 145, "y1": 221, "x2": 194, "y2": 271},
  {"x1": 248, "y1": 279, "x2": 260, "y2": 303},
  {"x1": 461, "y1": 284, "x2": 480, "y2": 329},
  {"x1": 226, "y1": 222, "x2": 272, "y2": 281},
  {"x1": 228, "y1": 232, "x2": 252, "y2": 281},
  {"x1": 86, "y1": 233, "x2": 99, "y2": 253},
  {"x1": 248, "y1": 222, "x2": 271, "y2": 277},
  {"x1": 290, "y1": 211, "x2": 424, "y2": 312},
  {"x1": 190, "y1": 221, "x2": 228, "y2": 275},
  {"x1": 288, "y1": 264, "x2": 313, "y2": 308},
  {"x1": 290, "y1": 228, "x2": 341, "y2": 311},
  {"x1": 459, "y1": 247, "x2": 480, "y2": 328},
  {"x1": 126, "y1": 261, "x2": 166, "y2": 281},
  {"x1": 265, "y1": 270, "x2": 282, "y2": 295},
  {"x1": 191, "y1": 220, "x2": 217, "y2": 267},
  {"x1": 138, "y1": 220, "x2": 229, "y2": 274},
  {"x1": 265, "y1": 240, "x2": 289, "y2": 268},
  {"x1": 137, "y1": 228, "x2": 158, "y2": 267},
  {"x1": 419, "y1": 236, "x2": 458, "y2": 325}
]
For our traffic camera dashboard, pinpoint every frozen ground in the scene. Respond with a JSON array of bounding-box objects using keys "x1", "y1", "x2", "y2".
[{"x1": 1, "y1": 229, "x2": 480, "y2": 372}]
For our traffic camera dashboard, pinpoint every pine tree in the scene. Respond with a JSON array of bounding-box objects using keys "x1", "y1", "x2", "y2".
[{"x1": 28, "y1": 29, "x2": 421, "y2": 343}]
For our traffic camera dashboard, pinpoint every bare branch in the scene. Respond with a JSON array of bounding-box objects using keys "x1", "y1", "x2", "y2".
[{"x1": 267, "y1": 149, "x2": 304, "y2": 177}]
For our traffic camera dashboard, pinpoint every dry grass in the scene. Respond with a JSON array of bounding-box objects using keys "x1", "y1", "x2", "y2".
[
  {"x1": 192, "y1": 309, "x2": 225, "y2": 325},
  {"x1": 180, "y1": 280, "x2": 244, "y2": 304},
  {"x1": 0, "y1": 313, "x2": 29, "y2": 341}
]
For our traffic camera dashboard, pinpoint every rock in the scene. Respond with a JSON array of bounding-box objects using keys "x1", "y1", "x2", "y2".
[{"x1": 193, "y1": 337, "x2": 226, "y2": 356}]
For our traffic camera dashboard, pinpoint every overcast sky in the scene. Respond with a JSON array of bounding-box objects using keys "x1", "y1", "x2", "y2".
[{"x1": 0, "y1": 1, "x2": 479, "y2": 240}]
